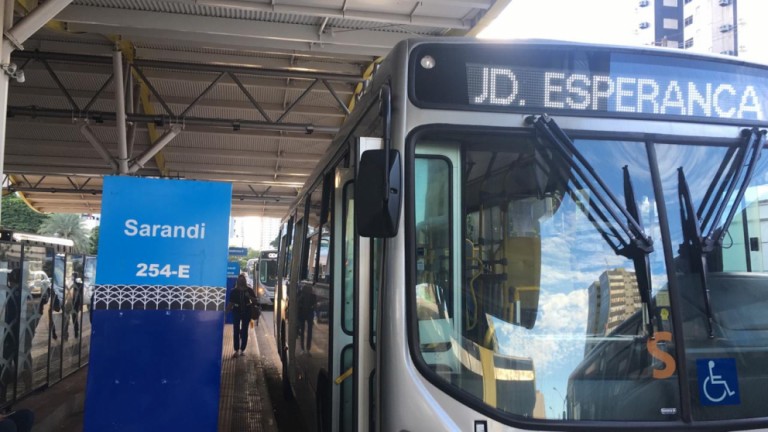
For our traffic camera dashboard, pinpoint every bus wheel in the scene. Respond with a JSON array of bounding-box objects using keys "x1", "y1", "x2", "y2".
[
  {"x1": 316, "y1": 374, "x2": 331, "y2": 432},
  {"x1": 282, "y1": 349, "x2": 294, "y2": 401}
]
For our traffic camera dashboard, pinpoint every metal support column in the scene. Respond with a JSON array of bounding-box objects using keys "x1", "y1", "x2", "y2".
[
  {"x1": 127, "y1": 69, "x2": 137, "y2": 158},
  {"x1": 128, "y1": 124, "x2": 182, "y2": 173},
  {"x1": 0, "y1": 0, "x2": 13, "y2": 222},
  {"x1": 113, "y1": 46, "x2": 129, "y2": 174},
  {"x1": 0, "y1": 0, "x2": 74, "y2": 221},
  {"x1": 3, "y1": 0, "x2": 73, "y2": 49},
  {"x1": 80, "y1": 123, "x2": 119, "y2": 171}
]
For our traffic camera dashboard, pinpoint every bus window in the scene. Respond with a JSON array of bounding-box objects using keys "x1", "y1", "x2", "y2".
[
  {"x1": 659, "y1": 142, "x2": 768, "y2": 421},
  {"x1": 414, "y1": 157, "x2": 452, "y2": 324},
  {"x1": 342, "y1": 182, "x2": 354, "y2": 334},
  {"x1": 412, "y1": 130, "x2": 674, "y2": 421},
  {"x1": 318, "y1": 229, "x2": 330, "y2": 284},
  {"x1": 303, "y1": 186, "x2": 323, "y2": 282}
]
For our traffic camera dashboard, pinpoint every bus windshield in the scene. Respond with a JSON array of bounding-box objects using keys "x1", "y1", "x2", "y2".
[
  {"x1": 259, "y1": 259, "x2": 278, "y2": 287},
  {"x1": 411, "y1": 125, "x2": 768, "y2": 423}
]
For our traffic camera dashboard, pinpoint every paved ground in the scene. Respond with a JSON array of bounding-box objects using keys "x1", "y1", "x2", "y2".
[
  {"x1": 254, "y1": 311, "x2": 308, "y2": 432},
  {"x1": 9, "y1": 311, "x2": 305, "y2": 431}
]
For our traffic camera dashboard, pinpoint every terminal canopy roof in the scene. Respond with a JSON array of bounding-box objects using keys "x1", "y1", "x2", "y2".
[{"x1": 4, "y1": 0, "x2": 509, "y2": 217}]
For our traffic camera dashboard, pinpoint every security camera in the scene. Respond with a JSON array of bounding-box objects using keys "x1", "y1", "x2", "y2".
[{"x1": 1, "y1": 63, "x2": 25, "y2": 83}]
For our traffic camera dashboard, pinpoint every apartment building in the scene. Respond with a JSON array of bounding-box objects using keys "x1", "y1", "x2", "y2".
[{"x1": 637, "y1": 0, "x2": 768, "y2": 63}]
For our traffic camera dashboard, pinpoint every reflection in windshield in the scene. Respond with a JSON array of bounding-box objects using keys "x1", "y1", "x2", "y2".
[
  {"x1": 676, "y1": 129, "x2": 765, "y2": 337},
  {"x1": 532, "y1": 115, "x2": 655, "y2": 337},
  {"x1": 414, "y1": 127, "x2": 768, "y2": 425},
  {"x1": 660, "y1": 141, "x2": 768, "y2": 422},
  {"x1": 414, "y1": 130, "x2": 673, "y2": 422}
]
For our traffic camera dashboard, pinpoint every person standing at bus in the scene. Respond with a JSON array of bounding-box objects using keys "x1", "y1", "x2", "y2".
[
  {"x1": 297, "y1": 285, "x2": 316, "y2": 354},
  {"x1": 226, "y1": 274, "x2": 256, "y2": 358},
  {"x1": 70, "y1": 273, "x2": 83, "y2": 339}
]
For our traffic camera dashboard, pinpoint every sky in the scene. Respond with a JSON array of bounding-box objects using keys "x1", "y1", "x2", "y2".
[
  {"x1": 230, "y1": 216, "x2": 281, "y2": 251},
  {"x1": 479, "y1": 0, "x2": 638, "y2": 45}
]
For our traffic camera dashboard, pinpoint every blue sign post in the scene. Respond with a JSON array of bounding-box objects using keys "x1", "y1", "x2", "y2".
[
  {"x1": 84, "y1": 177, "x2": 232, "y2": 432},
  {"x1": 225, "y1": 261, "x2": 240, "y2": 324}
]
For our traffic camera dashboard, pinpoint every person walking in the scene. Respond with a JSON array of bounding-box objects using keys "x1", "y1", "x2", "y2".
[{"x1": 226, "y1": 274, "x2": 257, "y2": 358}]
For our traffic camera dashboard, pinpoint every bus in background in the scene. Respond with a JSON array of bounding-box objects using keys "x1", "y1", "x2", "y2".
[
  {"x1": 253, "y1": 250, "x2": 278, "y2": 307},
  {"x1": 274, "y1": 37, "x2": 768, "y2": 431}
]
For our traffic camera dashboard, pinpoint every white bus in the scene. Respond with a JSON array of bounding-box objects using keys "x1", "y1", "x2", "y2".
[
  {"x1": 253, "y1": 250, "x2": 278, "y2": 306},
  {"x1": 274, "y1": 37, "x2": 768, "y2": 431}
]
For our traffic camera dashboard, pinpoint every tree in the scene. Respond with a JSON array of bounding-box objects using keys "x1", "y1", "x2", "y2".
[
  {"x1": 270, "y1": 233, "x2": 280, "y2": 249},
  {"x1": 1, "y1": 194, "x2": 49, "y2": 233},
  {"x1": 88, "y1": 226, "x2": 100, "y2": 255},
  {"x1": 38, "y1": 213, "x2": 89, "y2": 253},
  {"x1": 238, "y1": 248, "x2": 259, "y2": 271}
]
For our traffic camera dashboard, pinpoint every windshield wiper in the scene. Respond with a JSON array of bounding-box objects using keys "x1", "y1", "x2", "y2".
[
  {"x1": 677, "y1": 127, "x2": 765, "y2": 338},
  {"x1": 530, "y1": 114, "x2": 656, "y2": 337}
]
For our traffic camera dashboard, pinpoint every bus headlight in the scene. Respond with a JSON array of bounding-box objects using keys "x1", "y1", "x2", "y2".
[{"x1": 258, "y1": 288, "x2": 266, "y2": 296}]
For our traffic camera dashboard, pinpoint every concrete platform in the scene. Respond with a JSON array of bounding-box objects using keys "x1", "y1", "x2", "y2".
[{"x1": 10, "y1": 323, "x2": 277, "y2": 432}]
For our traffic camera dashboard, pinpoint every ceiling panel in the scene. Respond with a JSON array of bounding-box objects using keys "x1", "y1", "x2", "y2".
[{"x1": 3, "y1": 0, "x2": 509, "y2": 218}]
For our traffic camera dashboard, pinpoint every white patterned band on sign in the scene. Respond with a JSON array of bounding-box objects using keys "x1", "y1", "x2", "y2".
[{"x1": 93, "y1": 285, "x2": 226, "y2": 311}]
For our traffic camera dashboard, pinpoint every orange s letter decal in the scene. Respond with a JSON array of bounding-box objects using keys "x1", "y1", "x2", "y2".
[{"x1": 647, "y1": 331, "x2": 676, "y2": 379}]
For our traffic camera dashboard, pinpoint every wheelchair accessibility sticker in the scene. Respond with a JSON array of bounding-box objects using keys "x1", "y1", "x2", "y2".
[{"x1": 696, "y1": 358, "x2": 740, "y2": 406}]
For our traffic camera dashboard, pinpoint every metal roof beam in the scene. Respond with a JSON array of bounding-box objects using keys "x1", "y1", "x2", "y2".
[
  {"x1": 79, "y1": 123, "x2": 119, "y2": 171},
  {"x1": 5, "y1": 154, "x2": 119, "y2": 168},
  {"x1": 11, "y1": 62, "x2": 354, "y2": 97},
  {"x1": 7, "y1": 106, "x2": 339, "y2": 134},
  {"x1": 56, "y1": 7, "x2": 411, "y2": 56},
  {"x1": 5, "y1": 138, "x2": 325, "y2": 162},
  {"x1": 166, "y1": 162, "x2": 311, "y2": 177},
  {"x1": 6, "y1": 0, "x2": 73, "y2": 48},
  {"x1": 8, "y1": 189, "x2": 102, "y2": 198},
  {"x1": 10, "y1": 87, "x2": 348, "y2": 119},
  {"x1": 6, "y1": 119, "x2": 335, "y2": 142},
  {"x1": 3, "y1": 164, "x2": 151, "y2": 177},
  {"x1": 163, "y1": 147, "x2": 321, "y2": 163},
  {"x1": 24, "y1": 39, "x2": 371, "y2": 73},
  {"x1": 180, "y1": 0, "x2": 477, "y2": 28},
  {"x1": 175, "y1": 171, "x2": 306, "y2": 186},
  {"x1": 129, "y1": 124, "x2": 182, "y2": 173},
  {"x1": 13, "y1": 50, "x2": 364, "y2": 82}
]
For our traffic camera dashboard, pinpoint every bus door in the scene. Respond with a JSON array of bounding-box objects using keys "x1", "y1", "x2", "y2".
[
  {"x1": 332, "y1": 167, "x2": 356, "y2": 432},
  {"x1": 334, "y1": 137, "x2": 382, "y2": 431}
]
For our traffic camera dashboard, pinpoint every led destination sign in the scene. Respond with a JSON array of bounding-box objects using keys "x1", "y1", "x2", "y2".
[
  {"x1": 467, "y1": 64, "x2": 764, "y2": 120},
  {"x1": 411, "y1": 44, "x2": 768, "y2": 123}
]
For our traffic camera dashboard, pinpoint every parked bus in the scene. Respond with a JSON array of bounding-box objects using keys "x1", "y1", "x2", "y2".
[
  {"x1": 274, "y1": 37, "x2": 768, "y2": 431},
  {"x1": 252, "y1": 250, "x2": 278, "y2": 307}
]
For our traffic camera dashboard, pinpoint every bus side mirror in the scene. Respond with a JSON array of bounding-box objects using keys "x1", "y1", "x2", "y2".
[{"x1": 356, "y1": 149, "x2": 401, "y2": 238}]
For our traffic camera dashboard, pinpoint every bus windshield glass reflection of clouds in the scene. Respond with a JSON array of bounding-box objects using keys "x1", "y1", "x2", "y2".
[{"x1": 272, "y1": 38, "x2": 768, "y2": 432}]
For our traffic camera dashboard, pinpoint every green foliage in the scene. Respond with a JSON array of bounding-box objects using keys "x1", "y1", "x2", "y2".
[
  {"x1": 238, "y1": 248, "x2": 260, "y2": 271},
  {"x1": 89, "y1": 226, "x2": 100, "y2": 255},
  {"x1": 270, "y1": 233, "x2": 280, "y2": 248},
  {"x1": 228, "y1": 247, "x2": 259, "y2": 272},
  {"x1": 38, "y1": 213, "x2": 89, "y2": 253},
  {"x1": 1, "y1": 194, "x2": 49, "y2": 233}
]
